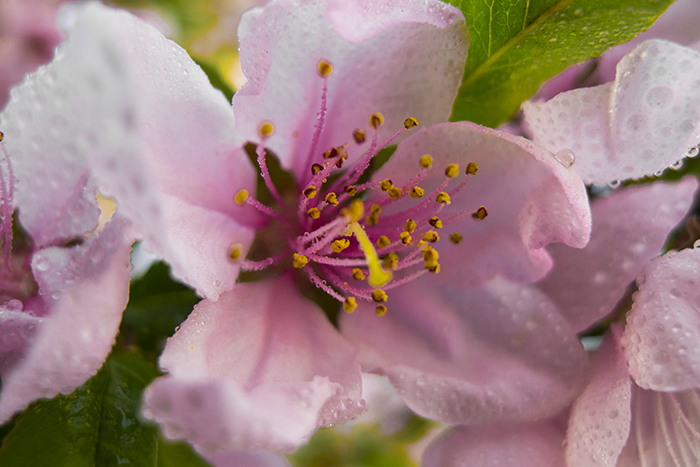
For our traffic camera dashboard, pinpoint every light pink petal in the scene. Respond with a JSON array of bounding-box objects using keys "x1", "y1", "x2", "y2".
[
  {"x1": 623, "y1": 247, "x2": 700, "y2": 391},
  {"x1": 0, "y1": 218, "x2": 132, "y2": 422},
  {"x1": 374, "y1": 122, "x2": 590, "y2": 287},
  {"x1": 207, "y1": 450, "x2": 291, "y2": 467},
  {"x1": 566, "y1": 335, "x2": 632, "y2": 467},
  {"x1": 423, "y1": 422, "x2": 566, "y2": 467},
  {"x1": 235, "y1": 0, "x2": 467, "y2": 183},
  {"x1": 342, "y1": 277, "x2": 589, "y2": 425},
  {"x1": 142, "y1": 276, "x2": 364, "y2": 453},
  {"x1": 538, "y1": 178, "x2": 697, "y2": 332},
  {"x1": 524, "y1": 40, "x2": 700, "y2": 184}
]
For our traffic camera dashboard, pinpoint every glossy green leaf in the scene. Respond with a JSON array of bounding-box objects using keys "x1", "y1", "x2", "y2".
[{"x1": 447, "y1": 0, "x2": 674, "y2": 127}]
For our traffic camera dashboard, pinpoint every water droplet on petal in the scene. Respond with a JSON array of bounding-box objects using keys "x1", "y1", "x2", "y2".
[{"x1": 554, "y1": 149, "x2": 576, "y2": 168}]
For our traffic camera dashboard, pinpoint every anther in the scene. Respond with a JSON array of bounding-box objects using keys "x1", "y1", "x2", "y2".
[
  {"x1": 445, "y1": 164, "x2": 459, "y2": 178},
  {"x1": 311, "y1": 163, "x2": 323, "y2": 175},
  {"x1": 0, "y1": 131, "x2": 4, "y2": 141},
  {"x1": 341, "y1": 200, "x2": 364, "y2": 222},
  {"x1": 344, "y1": 185, "x2": 357, "y2": 196},
  {"x1": 370, "y1": 112, "x2": 384, "y2": 129},
  {"x1": 472, "y1": 206, "x2": 488, "y2": 220},
  {"x1": 380, "y1": 179, "x2": 393, "y2": 191},
  {"x1": 323, "y1": 147, "x2": 338, "y2": 159},
  {"x1": 436, "y1": 192, "x2": 451, "y2": 205},
  {"x1": 293, "y1": 253, "x2": 309, "y2": 268},
  {"x1": 376, "y1": 235, "x2": 390, "y2": 248},
  {"x1": 466, "y1": 162, "x2": 479, "y2": 175},
  {"x1": 352, "y1": 269, "x2": 366, "y2": 281},
  {"x1": 370, "y1": 204, "x2": 382, "y2": 215},
  {"x1": 429, "y1": 264, "x2": 441, "y2": 274},
  {"x1": 366, "y1": 213, "x2": 379, "y2": 226},
  {"x1": 409, "y1": 186, "x2": 425, "y2": 199},
  {"x1": 423, "y1": 247, "x2": 439, "y2": 269},
  {"x1": 429, "y1": 216, "x2": 443, "y2": 229},
  {"x1": 325, "y1": 192, "x2": 339, "y2": 205},
  {"x1": 372, "y1": 289, "x2": 388, "y2": 303},
  {"x1": 405, "y1": 219, "x2": 417, "y2": 233},
  {"x1": 400, "y1": 232, "x2": 412, "y2": 245},
  {"x1": 424, "y1": 231, "x2": 440, "y2": 243},
  {"x1": 353, "y1": 129, "x2": 366, "y2": 144},
  {"x1": 332, "y1": 239, "x2": 350, "y2": 253},
  {"x1": 234, "y1": 189, "x2": 249, "y2": 205},
  {"x1": 228, "y1": 243, "x2": 244, "y2": 261},
  {"x1": 403, "y1": 117, "x2": 418, "y2": 129},
  {"x1": 303, "y1": 186, "x2": 318, "y2": 199},
  {"x1": 419, "y1": 155, "x2": 433, "y2": 168},
  {"x1": 335, "y1": 154, "x2": 347, "y2": 169},
  {"x1": 375, "y1": 305, "x2": 387, "y2": 316},
  {"x1": 307, "y1": 208, "x2": 321, "y2": 219},
  {"x1": 258, "y1": 121, "x2": 275, "y2": 139},
  {"x1": 449, "y1": 232, "x2": 463, "y2": 244},
  {"x1": 317, "y1": 60, "x2": 333, "y2": 77},
  {"x1": 388, "y1": 187, "x2": 402, "y2": 200},
  {"x1": 382, "y1": 253, "x2": 398, "y2": 270}
]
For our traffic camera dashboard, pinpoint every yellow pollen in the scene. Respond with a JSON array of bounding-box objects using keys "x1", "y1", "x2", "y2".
[
  {"x1": 449, "y1": 232, "x2": 463, "y2": 244},
  {"x1": 332, "y1": 238, "x2": 350, "y2": 253},
  {"x1": 0, "y1": 130, "x2": 4, "y2": 141},
  {"x1": 429, "y1": 264, "x2": 441, "y2": 274},
  {"x1": 317, "y1": 60, "x2": 333, "y2": 77},
  {"x1": 445, "y1": 164, "x2": 459, "y2": 178},
  {"x1": 376, "y1": 305, "x2": 388, "y2": 316},
  {"x1": 293, "y1": 253, "x2": 309, "y2": 268},
  {"x1": 405, "y1": 219, "x2": 417, "y2": 233},
  {"x1": 370, "y1": 204, "x2": 382, "y2": 215},
  {"x1": 234, "y1": 189, "x2": 249, "y2": 205},
  {"x1": 380, "y1": 179, "x2": 393, "y2": 191},
  {"x1": 466, "y1": 162, "x2": 479, "y2": 175},
  {"x1": 376, "y1": 235, "x2": 391, "y2": 248},
  {"x1": 372, "y1": 289, "x2": 388, "y2": 303},
  {"x1": 419, "y1": 154, "x2": 433, "y2": 168},
  {"x1": 258, "y1": 121, "x2": 275, "y2": 139},
  {"x1": 336, "y1": 154, "x2": 347, "y2": 169},
  {"x1": 400, "y1": 231, "x2": 412, "y2": 245},
  {"x1": 370, "y1": 112, "x2": 385, "y2": 129},
  {"x1": 323, "y1": 148, "x2": 338, "y2": 159},
  {"x1": 353, "y1": 129, "x2": 366, "y2": 144},
  {"x1": 352, "y1": 268, "x2": 366, "y2": 281},
  {"x1": 472, "y1": 206, "x2": 488, "y2": 220},
  {"x1": 436, "y1": 192, "x2": 451, "y2": 205},
  {"x1": 348, "y1": 222, "x2": 392, "y2": 287},
  {"x1": 325, "y1": 192, "x2": 339, "y2": 205},
  {"x1": 303, "y1": 186, "x2": 318, "y2": 199},
  {"x1": 307, "y1": 208, "x2": 321, "y2": 219},
  {"x1": 409, "y1": 186, "x2": 425, "y2": 199},
  {"x1": 365, "y1": 213, "x2": 379, "y2": 226},
  {"x1": 423, "y1": 230, "x2": 440, "y2": 243},
  {"x1": 341, "y1": 199, "x2": 364, "y2": 222},
  {"x1": 388, "y1": 187, "x2": 402, "y2": 200},
  {"x1": 382, "y1": 252, "x2": 399, "y2": 270},
  {"x1": 311, "y1": 163, "x2": 323, "y2": 175},
  {"x1": 228, "y1": 243, "x2": 244, "y2": 261},
  {"x1": 429, "y1": 216, "x2": 443, "y2": 229},
  {"x1": 403, "y1": 117, "x2": 419, "y2": 129},
  {"x1": 344, "y1": 297, "x2": 358, "y2": 313},
  {"x1": 344, "y1": 185, "x2": 357, "y2": 196},
  {"x1": 423, "y1": 247, "x2": 439, "y2": 269}
]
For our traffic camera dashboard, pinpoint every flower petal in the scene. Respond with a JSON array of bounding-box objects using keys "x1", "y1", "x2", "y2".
[
  {"x1": 538, "y1": 178, "x2": 697, "y2": 332},
  {"x1": 143, "y1": 275, "x2": 364, "y2": 453},
  {"x1": 565, "y1": 335, "x2": 632, "y2": 467},
  {"x1": 375, "y1": 122, "x2": 590, "y2": 287},
  {"x1": 423, "y1": 422, "x2": 566, "y2": 467},
  {"x1": 234, "y1": 0, "x2": 467, "y2": 182},
  {"x1": 623, "y1": 247, "x2": 700, "y2": 391},
  {"x1": 342, "y1": 277, "x2": 589, "y2": 425},
  {"x1": 206, "y1": 450, "x2": 292, "y2": 467},
  {"x1": 524, "y1": 40, "x2": 700, "y2": 184}
]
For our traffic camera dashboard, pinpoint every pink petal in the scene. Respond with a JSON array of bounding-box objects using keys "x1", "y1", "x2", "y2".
[
  {"x1": 423, "y1": 422, "x2": 566, "y2": 467},
  {"x1": 234, "y1": 0, "x2": 467, "y2": 182},
  {"x1": 341, "y1": 277, "x2": 589, "y2": 425},
  {"x1": 0, "y1": 218, "x2": 132, "y2": 422},
  {"x1": 143, "y1": 275, "x2": 364, "y2": 453},
  {"x1": 374, "y1": 122, "x2": 590, "y2": 287},
  {"x1": 623, "y1": 247, "x2": 700, "y2": 391},
  {"x1": 565, "y1": 335, "x2": 632, "y2": 467},
  {"x1": 206, "y1": 450, "x2": 292, "y2": 467},
  {"x1": 538, "y1": 178, "x2": 697, "y2": 332},
  {"x1": 524, "y1": 40, "x2": 700, "y2": 184}
]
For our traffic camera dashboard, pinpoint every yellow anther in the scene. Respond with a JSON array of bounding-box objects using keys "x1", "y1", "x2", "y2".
[
  {"x1": 423, "y1": 247, "x2": 439, "y2": 269},
  {"x1": 365, "y1": 213, "x2": 379, "y2": 226},
  {"x1": 336, "y1": 154, "x2": 347, "y2": 169},
  {"x1": 370, "y1": 112, "x2": 384, "y2": 129},
  {"x1": 419, "y1": 154, "x2": 433, "y2": 168},
  {"x1": 429, "y1": 264, "x2": 441, "y2": 274},
  {"x1": 375, "y1": 305, "x2": 388, "y2": 316},
  {"x1": 344, "y1": 297, "x2": 358, "y2": 313},
  {"x1": 234, "y1": 189, "x2": 249, "y2": 205},
  {"x1": 258, "y1": 121, "x2": 275, "y2": 139},
  {"x1": 341, "y1": 199, "x2": 364, "y2": 222},
  {"x1": 325, "y1": 192, "x2": 339, "y2": 205},
  {"x1": 303, "y1": 186, "x2": 318, "y2": 199},
  {"x1": 388, "y1": 186, "x2": 402, "y2": 200},
  {"x1": 376, "y1": 235, "x2": 391, "y2": 248},
  {"x1": 436, "y1": 192, "x2": 451, "y2": 205},
  {"x1": 449, "y1": 232, "x2": 463, "y2": 244},
  {"x1": 472, "y1": 206, "x2": 488, "y2": 221},
  {"x1": 353, "y1": 129, "x2": 366, "y2": 144},
  {"x1": 382, "y1": 252, "x2": 399, "y2": 270},
  {"x1": 372, "y1": 289, "x2": 388, "y2": 303},
  {"x1": 380, "y1": 179, "x2": 393, "y2": 191},
  {"x1": 307, "y1": 208, "x2": 321, "y2": 219},
  {"x1": 352, "y1": 268, "x2": 366, "y2": 281},
  {"x1": 293, "y1": 253, "x2": 309, "y2": 268},
  {"x1": 332, "y1": 239, "x2": 350, "y2": 253},
  {"x1": 228, "y1": 243, "x2": 244, "y2": 261},
  {"x1": 403, "y1": 117, "x2": 418, "y2": 129},
  {"x1": 466, "y1": 162, "x2": 479, "y2": 175},
  {"x1": 424, "y1": 230, "x2": 440, "y2": 243},
  {"x1": 311, "y1": 163, "x2": 323, "y2": 175},
  {"x1": 344, "y1": 185, "x2": 357, "y2": 196},
  {"x1": 405, "y1": 219, "x2": 417, "y2": 233},
  {"x1": 409, "y1": 186, "x2": 425, "y2": 199},
  {"x1": 429, "y1": 216, "x2": 443, "y2": 229},
  {"x1": 348, "y1": 222, "x2": 392, "y2": 287},
  {"x1": 323, "y1": 147, "x2": 338, "y2": 159},
  {"x1": 445, "y1": 163, "x2": 459, "y2": 178},
  {"x1": 317, "y1": 60, "x2": 333, "y2": 77},
  {"x1": 400, "y1": 231, "x2": 412, "y2": 245},
  {"x1": 0, "y1": 131, "x2": 4, "y2": 142},
  {"x1": 370, "y1": 204, "x2": 382, "y2": 215}
]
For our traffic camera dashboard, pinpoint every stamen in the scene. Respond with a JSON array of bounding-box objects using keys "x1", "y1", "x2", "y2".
[
  {"x1": 419, "y1": 154, "x2": 433, "y2": 168},
  {"x1": 436, "y1": 192, "x2": 451, "y2": 205},
  {"x1": 375, "y1": 305, "x2": 387, "y2": 316},
  {"x1": 353, "y1": 129, "x2": 366, "y2": 144},
  {"x1": 317, "y1": 60, "x2": 333, "y2": 77},
  {"x1": 311, "y1": 163, "x2": 323, "y2": 175},
  {"x1": 409, "y1": 186, "x2": 425, "y2": 199},
  {"x1": 239, "y1": 251, "x2": 289, "y2": 271},
  {"x1": 400, "y1": 232, "x2": 412, "y2": 245},
  {"x1": 403, "y1": 117, "x2": 419, "y2": 129},
  {"x1": 293, "y1": 253, "x2": 309, "y2": 268},
  {"x1": 305, "y1": 266, "x2": 346, "y2": 302},
  {"x1": 331, "y1": 239, "x2": 350, "y2": 253},
  {"x1": 429, "y1": 216, "x2": 443, "y2": 229},
  {"x1": 370, "y1": 112, "x2": 384, "y2": 129},
  {"x1": 405, "y1": 219, "x2": 417, "y2": 233},
  {"x1": 0, "y1": 135, "x2": 15, "y2": 268},
  {"x1": 466, "y1": 162, "x2": 479, "y2": 175},
  {"x1": 449, "y1": 232, "x2": 463, "y2": 244},
  {"x1": 324, "y1": 192, "x2": 339, "y2": 206},
  {"x1": 258, "y1": 121, "x2": 275, "y2": 139},
  {"x1": 228, "y1": 243, "x2": 244, "y2": 260},
  {"x1": 234, "y1": 189, "x2": 248, "y2": 205},
  {"x1": 382, "y1": 253, "x2": 398, "y2": 270},
  {"x1": 371, "y1": 289, "x2": 388, "y2": 303},
  {"x1": 376, "y1": 235, "x2": 390, "y2": 248},
  {"x1": 301, "y1": 70, "x2": 330, "y2": 178},
  {"x1": 445, "y1": 164, "x2": 459, "y2": 178},
  {"x1": 380, "y1": 179, "x2": 393, "y2": 191},
  {"x1": 255, "y1": 137, "x2": 286, "y2": 207},
  {"x1": 472, "y1": 206, "x2": 488, "y2": 220},
  {"x1": 304, "y1": 186, "x2": 318, "y2": 199},
  {"x1": 344, "y1": 297, "x2": 358, "y2": 313},
  {"x1": 344, "y1": 185, "x2": 357, "y2": 196},
  {"x1": 388, "y1": 186, "x2": 402, "y2": 200},
  {"x1": 352, "y1": 268, "x2": 366, "y2": 280},
  {"x1": 307, "y1": 208, "x2": 321, "y2": 219}
]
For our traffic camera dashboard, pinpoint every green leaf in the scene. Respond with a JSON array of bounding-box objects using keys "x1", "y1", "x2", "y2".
[
  {"x1": 447, "y1": 0, "x2": 674, "y2": 127},
  {"x1": 158, "y1": 439, "x2": 212, "y2": 467}
]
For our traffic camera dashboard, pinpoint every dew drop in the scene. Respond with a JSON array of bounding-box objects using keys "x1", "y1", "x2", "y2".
[
  {"x1": 554, "y1": 148, "x2": 576, "y2": 168},
  {"x1": 5, "y1": 299, "x2": 23, "y2": 311},
  {"x1": 671, "y1": 160, "x2": 683, "y2": 170},
  {"x1": 35, "y1": 259, "x2": 50, "y2": 271}
]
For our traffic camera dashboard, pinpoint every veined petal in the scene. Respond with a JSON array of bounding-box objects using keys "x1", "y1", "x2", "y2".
[
  {"x1": 235, "y1": 0, "x2": 467, "y2": 183},
  {"x1": 143, "y1": 276, "x2": 364, "y2": 453},
  {"x1": 539, "y1": 178, "x2": 697, "y2": 333}
]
